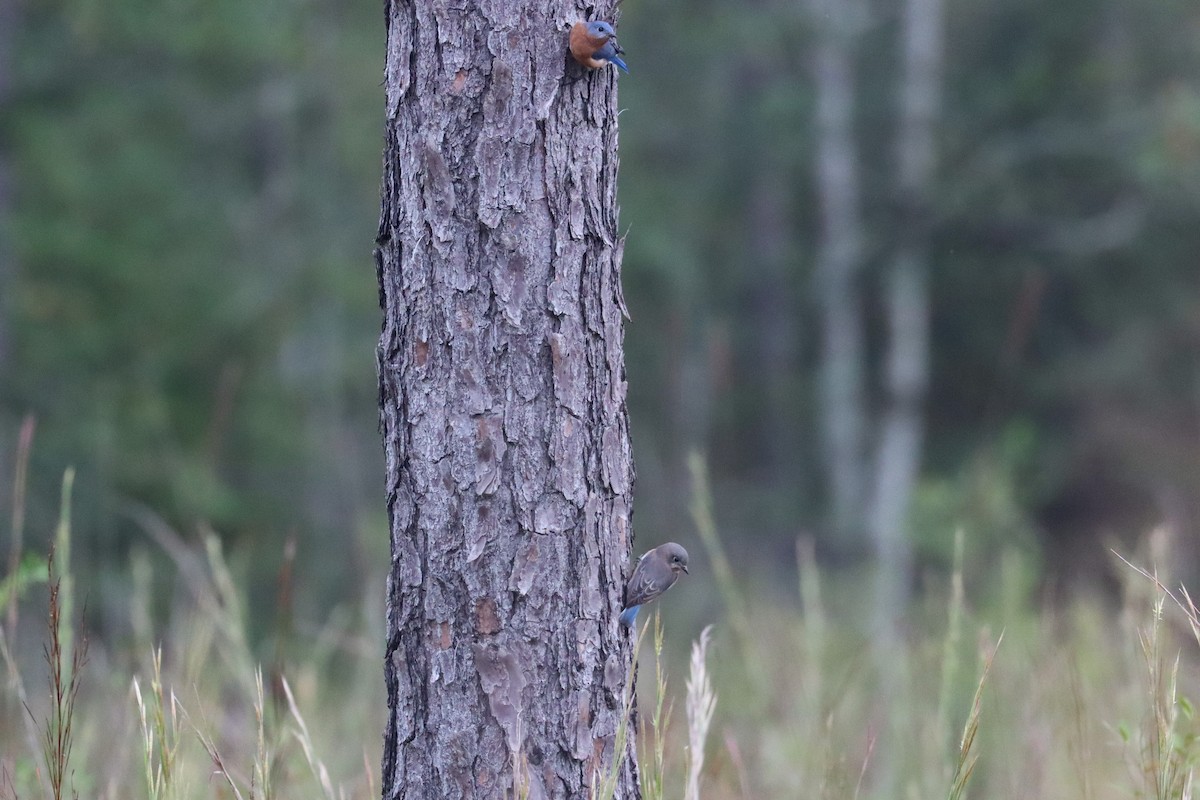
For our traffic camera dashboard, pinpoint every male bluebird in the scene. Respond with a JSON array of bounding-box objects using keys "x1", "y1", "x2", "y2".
[
  {"x1": 619, "y1": 542, "x2": 689, "y2": 627},
  {"x1": 569, "y1": 21, "x2": 629, "y2": 74}
]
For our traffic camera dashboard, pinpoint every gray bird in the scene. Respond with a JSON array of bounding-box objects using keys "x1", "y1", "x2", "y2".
[{"x1": 619, "y1": 542, "x2": 690, "y2": 627}]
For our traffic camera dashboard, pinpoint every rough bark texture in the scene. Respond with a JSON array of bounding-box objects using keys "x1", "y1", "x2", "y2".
[{"x1": 375, "y1": 2, "x2": 637, "y2": 799}]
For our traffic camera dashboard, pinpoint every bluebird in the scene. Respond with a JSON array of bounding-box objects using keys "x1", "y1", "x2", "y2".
[
  {"x1": 569, "y1": 20, "x2": 629, "y2": 74},
  {"x1": 619, "y1": 542, "x2": 689, "y2": 627}
]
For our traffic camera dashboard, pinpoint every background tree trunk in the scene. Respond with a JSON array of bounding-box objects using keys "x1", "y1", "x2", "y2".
[
  {"x1": 0, "y1": 0, "x2": 17, "y2": 376},
  {"x1": 868, "y1": 0, "x2": 943, "y2": 788},
  {"x1": 375, "y1": 2, "x2": 637, "y2": 799},
  {"x1": 809, "y1": 0, "x2": 868, "y2": 550},
  {"x1": 870, "y1": 0, "x2": 943, "y2": 638}
]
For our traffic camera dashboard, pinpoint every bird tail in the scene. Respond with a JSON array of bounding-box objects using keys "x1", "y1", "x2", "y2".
[
  {"x1": 618, "y1": 605, "x2": 639, "y2": 628},
  {"x1": 610, "y1": 54, "x2": 630, "y2": 74}
]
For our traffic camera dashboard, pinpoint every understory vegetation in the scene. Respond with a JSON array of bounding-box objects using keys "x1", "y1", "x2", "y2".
[{"x1": 3, "y1": 472, "x2": 1200, "y2": 800}]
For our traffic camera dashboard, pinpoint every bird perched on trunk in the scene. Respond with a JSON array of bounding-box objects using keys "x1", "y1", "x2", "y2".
[
  {"x1": 569, "y1": 20, "x2": 629, "y2": 74},
  {"x1": 619, "y1": 542, "x2": 689, "y2": 627}
]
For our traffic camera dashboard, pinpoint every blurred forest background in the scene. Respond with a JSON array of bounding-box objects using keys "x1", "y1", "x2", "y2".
[
  {"x1": 3, "y1": 0, "x2": 1200, "y2": 797},
  {"x1": 2, "y1": 0, "x2": 1200, "y2": 656}
]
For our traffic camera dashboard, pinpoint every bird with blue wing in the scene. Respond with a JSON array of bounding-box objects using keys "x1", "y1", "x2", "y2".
[
  {"x1": 619, "y1": 542, "x2": 689, "y2": 627},
  {"x1": 570, "y1": 20, "x2": 629, "y2": 74}
]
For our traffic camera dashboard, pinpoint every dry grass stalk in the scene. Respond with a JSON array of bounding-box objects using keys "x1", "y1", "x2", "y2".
[{"x1": 684, "y1": 625, "x2": 716, "y2": 800}]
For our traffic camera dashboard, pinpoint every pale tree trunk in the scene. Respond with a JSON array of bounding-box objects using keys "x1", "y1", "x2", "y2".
[
  {"x1": 809, "y1": 0, "x2": 868, "y2": 549},
  {"x1": 869, "y1": 0, "x2": 942, "y2": 787},
  {"x1": 376, "y1": 2, "x2": 638, "y2": 799},
  {"x1": 871, "y1": 0, "x2": 943, "y2": 630},
  {"x1": 0, "y1": 0, "x2": 17, "y2": 375}
]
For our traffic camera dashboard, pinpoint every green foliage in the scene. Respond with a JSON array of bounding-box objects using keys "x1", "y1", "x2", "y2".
[
  {"x1": 2, "y1": 11, "x2": 1200, "y2": 799},
  {"x1": 619, "y1": 0, "x2": 1200, "y2": 557},
  {"x1": 0, "y1": 553, "x2": 47, "y2": 615},
  {"x1": 4, "y1": 0, "x2": 1200, "y2": 620},
  {"x1": 5, "y1": 0, "x2": 382, "y2": 597},
  {"x1": 910, "y1": 427, "x2": 1042, "y2": 607}
]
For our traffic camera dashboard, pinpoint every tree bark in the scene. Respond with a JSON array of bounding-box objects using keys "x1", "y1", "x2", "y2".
[{"x1": 375, "y1": 2, "x2": 637, "y2": 799}]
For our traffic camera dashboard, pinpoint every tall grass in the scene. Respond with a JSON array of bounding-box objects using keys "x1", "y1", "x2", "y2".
[
  {"x1": 1, "y1": 458, "x2": 382, "y2": 800},
  {"x1": 639, "y1": 614, "x2": 673, "y2": 800},
  {"x1": 946, "y1": 632, "x2": 1001, "y2": 800},
  {"x1": 1113, "y1": 554, "x2": 1200, "y2": 800},
  {"x1": 684, "y1": 625, "x2": 716, "y2": 800},
  {"x1": 132, "y1": 650, "x2": 182, "y2": 800},
  {"x1": 5, "y1": 446, "x2": 1200, "y2": 799},
  {"x1": 33, "y1": 549, "x2": 88, "y2": 800}
]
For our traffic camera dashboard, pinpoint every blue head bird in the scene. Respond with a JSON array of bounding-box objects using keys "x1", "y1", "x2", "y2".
[{"x1": 570, "y1": 20, "x2": 629, "y2": 74}]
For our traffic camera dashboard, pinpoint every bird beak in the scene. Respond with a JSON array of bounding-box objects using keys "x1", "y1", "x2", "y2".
[{"x1": 681, "y1": 564, "x2": 689, "y2": 574}]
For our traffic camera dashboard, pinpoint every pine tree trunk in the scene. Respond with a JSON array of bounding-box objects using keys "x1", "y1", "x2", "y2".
[{"x1": 375, "y1": 2, "x2": 638, "y2": 798}]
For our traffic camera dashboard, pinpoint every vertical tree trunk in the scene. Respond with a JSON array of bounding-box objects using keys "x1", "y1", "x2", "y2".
[
  {"x1": 809, "y1": 0, "x2": 868, "y2": 549},
  {"x1": 375, "y1": 2, "x2": 637, "y2": 799},
  {"x1": 0, "y1": 0, "x2": 18, "y2": 375},
  {"x1": 871, "y1": 0, "x2": 943, "y2": 628},
  {"x1": 868, "y1": 0, "x2": 942, "y2": 787}
]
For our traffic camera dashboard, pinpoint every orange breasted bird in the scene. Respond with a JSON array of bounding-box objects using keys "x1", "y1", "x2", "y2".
[{"x1": 569, "y1": 20, "x2": 629, "y2": 74}]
